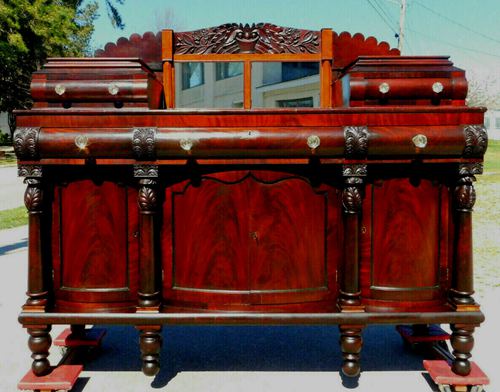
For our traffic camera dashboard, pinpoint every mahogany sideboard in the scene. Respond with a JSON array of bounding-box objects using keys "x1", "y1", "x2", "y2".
[{"x1": 14, "y1": 24, "x2": 487, "y2": 384}]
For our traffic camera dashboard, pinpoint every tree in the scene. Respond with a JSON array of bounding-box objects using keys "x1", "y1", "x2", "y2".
[{"x1": 0, "y1": 0, "x2": 124, "y2": 138}]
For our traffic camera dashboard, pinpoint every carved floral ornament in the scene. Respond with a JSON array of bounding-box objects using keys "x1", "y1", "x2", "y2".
[{"x1": 174, "y1": 23, "x2": 320, "y2": 54}]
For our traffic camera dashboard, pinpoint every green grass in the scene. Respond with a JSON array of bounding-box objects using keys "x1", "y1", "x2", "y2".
[
  {"x1": 0, "y1": 155, "x2": 17, "y2": 166},
  {"x1": 0, "y1": 206, "x2": 28, "y2": 230},
  {"x1": 473, "y1": 139, "x2": 500, "y2": 297},
  {"x1": 484, "y1": 140, "x2": 500, "y2": 172}
]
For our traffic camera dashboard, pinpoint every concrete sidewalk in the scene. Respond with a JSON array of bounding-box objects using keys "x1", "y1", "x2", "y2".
[
  {"x1": 0, "y1": 165, "x2": 25, "y2": 211},
  {"x1": 1, "y1": 226, "x2": 497, "y2": 391}
]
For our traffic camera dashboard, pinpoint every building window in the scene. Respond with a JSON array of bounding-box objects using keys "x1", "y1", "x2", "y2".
[
  {"x1": 484, "y1": 118, "x2": 490, "y2": 129},
  {"x1": 281, "y1": 62, "x2": 319, "y2": 82},
  {"x1": 276, "y1": 97, "x2": 314, "y2": 108},
  {"x1": 495, "y1": 117, "x2": 500, "y2": 129},
  {"x1": 182, "y1": 63, "x2": 204, "y2": 89},
  {"x1": 216, "y1": 62, "x2": 243, "y2": 80}
]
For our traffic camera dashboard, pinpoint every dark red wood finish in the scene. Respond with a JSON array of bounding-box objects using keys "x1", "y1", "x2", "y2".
[{"x1": 14, "y1": 23, "x2": 487, "y2": 381}]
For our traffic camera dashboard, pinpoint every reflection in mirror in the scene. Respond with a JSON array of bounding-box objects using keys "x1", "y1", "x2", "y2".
[
  {"x1": 251, "y1": 62, "x2": 320, "y2": 108},
  {"x1": 175, "y1": 62, "x2": 243, "y2": 108}
]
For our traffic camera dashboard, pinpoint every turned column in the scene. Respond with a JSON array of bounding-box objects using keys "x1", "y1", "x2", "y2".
[
  {"x1": 15, "y1": 127, "x2": 50, "y2": 311},
  {"x1": 134, "y1": 164, "x2": 161, "y2": 309},
  {"x1": 339, "y1": 163, "x2": 366, "y2": 310},
  {"x1": 449, "y1": 163, "x2": 482, "y2": 308},
  {"x1": 448, "y1": 163, "x2": 483, "y2": 376},
  {"x1": 338, "y1": 164, "x2": 366, "y2": 377}
]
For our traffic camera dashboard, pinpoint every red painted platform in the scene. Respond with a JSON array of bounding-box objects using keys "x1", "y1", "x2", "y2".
[
  {"x1": 424, "y1": 360, "x2": 489, "y2": 387},
  {"x1": 18, "y1": 365, "x2": 83, "y2": 391},
  {"x1": 53, "y1": 328, "x2": 106, "y2": 347},
  {"x1": 397, "y1": 325, "x2": 450, "y2": 344}
]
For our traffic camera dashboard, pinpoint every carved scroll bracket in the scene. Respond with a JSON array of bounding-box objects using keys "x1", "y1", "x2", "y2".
[
  {"x1": 14, "y1": 127, "x2": 40, "y2": 160},
  {"x1": 344, "y1": 126, "x2": 369, "y2": 158},
  {"x1": 463, "y1": 125, "x2": 487, "y2": 157},
  {"x1": 132, "y1": 128, "x2": 157, "y2": 160}
]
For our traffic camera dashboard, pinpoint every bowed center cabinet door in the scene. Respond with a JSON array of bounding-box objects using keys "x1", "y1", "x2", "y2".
[
  {"x1": 162, "y1": 171, "x2": 341, "y2": 311},
  {"x1": 52, "y1": 179, "x2": 139, "y2": 312}
]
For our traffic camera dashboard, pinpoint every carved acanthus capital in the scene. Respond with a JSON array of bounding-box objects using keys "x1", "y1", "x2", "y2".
[
  {"x1": 344, "y1": 126, "x2": 369, "y2": 157},
  {"x1": 463, "y1": 124, "x2": 488, "y2": 157},
  {"x1": 342, "y1": 186, "x2": 363, "y2": 214},
  {"x1": 138, "y1": 179, "x2": 158, "y2": 212},
  {"x1": 134, "y1": 164, "x2": 159, "y2": 178},
  {"x1": 455, "y1": 184, "x2": 476, "y2": 211},
  {"x1": 132, "y1": 128, "x2": 157, "y2": 160},
  {"x1": 343, "y1": 164, "x2": 367, "y2": 178},
  {"x1": 24, "y1": 178, "x2": 43, "y2": 212},
  {"x1": 18, "y1": 165, "x2": 43, "y2": 178},
  {"x1": 14, "y1": 127, "x2": 40, "y2": 160}
]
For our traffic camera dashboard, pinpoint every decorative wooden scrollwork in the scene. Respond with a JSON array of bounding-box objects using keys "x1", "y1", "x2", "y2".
[
  {"x1": 343, "y1": 164, "x2": 367, "y2": 178},
  {"x1": 134, "y1": 164, "x2": 159, "y2": 178},
  {"x1": 174, "y1": 23, "x2": 320, "y2": 54},
  {"x1": 14, "y1": 127, "x2": 40, "y2": 160},
  {"x1": 18, "y1": 165, "x2": 43, "y2": 178},
  {"x1": 463, "y1": 124, "x2": 488, "y2": 157},
  {"x1": 24, "y1": 179, "x2": 44, "y2": 213},
  {"x1": 344, "y1": 126, "x2": 369, "y2": 157},
  {"x1": 132, "y1": 128, "x2": 157, "y2": 160},
  {"x1": 455, "y1": 163, "x2": 480, "y2": 212},
  {"x1": 138, "y1": 179, "x2": 158, "y2": 212}
]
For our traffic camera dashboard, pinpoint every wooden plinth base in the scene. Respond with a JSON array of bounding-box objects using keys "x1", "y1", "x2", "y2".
[
  {"x1": 424, "y1": 360, "x2": 489, "y2": 392},
  {"x1": 396, "y1": 325, "x2": 450, "y2": 344},
  {"x1": 53, "y1": 328, "x2": 106, "y2": 348},
  {"x1": 18, "y1": 365, "x2": 83, "y2": 391}
]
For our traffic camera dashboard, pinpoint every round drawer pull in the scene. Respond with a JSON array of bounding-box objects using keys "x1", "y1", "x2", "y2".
[
  {"x1": 432, "y1": 82, "x2": 444, "y2": 94},
  {"x1": 108, "y1": 83, "x2": 120, "y2": 95},
  {"x1": 54, "y1": 84, "x2": 66, "y2": 96},
  {"x1": 307, "y1": 135, "x2": 321, "y2": 149},
  {"x1": 180, "y1": 138, "x2": 193, "y2": 151},
  {"x1": 412, "y1": 134, "x2": 428, "y2": 149},
  {"x1": 75, "y1": 135, "x2": 89, "y2": 150},
  {"x1": 378, "y1": 82, "x2": 390, "y2": 94}
]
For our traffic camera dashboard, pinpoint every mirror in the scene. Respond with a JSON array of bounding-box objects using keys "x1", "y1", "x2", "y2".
[
  {"x1": 175, "y1": 62, "x2": 244, "y2": 108},
  {"x1": 251, "y1": 62, "x2": 320, "y2": 108}
]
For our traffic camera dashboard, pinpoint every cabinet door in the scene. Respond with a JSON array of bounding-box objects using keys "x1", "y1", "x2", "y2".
[
  {"x1": 52, "y1": 180, "x2": 139, "y2": 311},
  {"x1": 162, "y1": 170, "x2": 340, "y2": 310},
  {"x1": 364, "y1": 178, "x2": 450, "y2": 305}
]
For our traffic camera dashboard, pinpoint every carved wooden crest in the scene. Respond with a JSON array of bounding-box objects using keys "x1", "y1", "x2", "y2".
[{"x1": 174, "y1": 23, "x2": 320, "y2": 54}]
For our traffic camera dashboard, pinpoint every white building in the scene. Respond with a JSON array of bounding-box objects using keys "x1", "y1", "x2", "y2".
[
  {"x1": 175, "y1": 61, "x2": 320, "y2": 109},
  {"x1": 484, "y1": 109, "x2": 500, "y2": 140}
]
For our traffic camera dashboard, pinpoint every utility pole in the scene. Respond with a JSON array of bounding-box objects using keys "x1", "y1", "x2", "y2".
[{"x1": 398, "y1": 0, "x2": 407, "y2": 53}]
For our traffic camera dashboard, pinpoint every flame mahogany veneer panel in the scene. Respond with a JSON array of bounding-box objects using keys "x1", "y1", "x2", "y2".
[
  {"x1": 52, "y1": 180, "x2": 139, "y2": 310},
  {"x1": 162, "y1": 170, "x2": 341, "y2": 309},
  {"x1": 369, "y1": 178, "x2": 443, "y2": 302}
]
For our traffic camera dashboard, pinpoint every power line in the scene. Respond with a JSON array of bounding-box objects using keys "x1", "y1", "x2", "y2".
[
  {"x1": 407, "y1": 27, "x2": 500, "y2": 59},
  {"x1": 365, "y1": 0, "x2": 399, "y2": 36},
  {"x1": 413, "y1": 0, "x2": 500, "y2": 45},
  {"x1": 373, "y1": 0, "x2": 396, "y2": 27}
]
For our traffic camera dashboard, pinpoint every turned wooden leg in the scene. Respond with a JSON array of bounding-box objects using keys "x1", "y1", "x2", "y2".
[
  {"x1": 27, "y1": 325, "x2": 52, "y2": 376},
  {"x1": 339, "y1": 325, "x2": 363, "y2": 377},
  {"x1": 450, "y1": 324, "x2": 475, "y2": 376},
  {"x1": 138, "y1": 327, "x2": 162, "y2": 376}
]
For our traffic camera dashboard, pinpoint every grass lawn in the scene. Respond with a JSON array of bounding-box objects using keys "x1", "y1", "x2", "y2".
[
  {"x1": 0, "y1": 206, "x2": 28, "y2": 230},
  {"x1": 474, "y1": 139, "x2": 500, "y2": 297}
]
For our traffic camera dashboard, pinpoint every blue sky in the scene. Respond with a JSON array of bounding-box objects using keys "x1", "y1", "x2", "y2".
[{"x1": 89, "y1": 0, "x2": 500, "y2": 74}]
